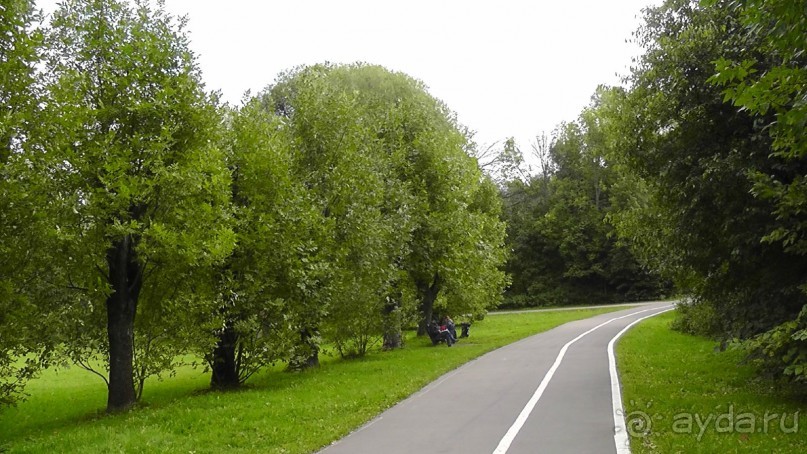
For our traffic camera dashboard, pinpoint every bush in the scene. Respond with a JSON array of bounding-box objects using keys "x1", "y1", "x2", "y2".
[
  {"x1": 671, "y1": 298, "x2": 723, "y2": 337},
  {"x1": 498, "y1": 294, "x2": 539, "y2": 310},
  {"x1": 744, "y1": 305, "x2": 807, "y2": 383}
]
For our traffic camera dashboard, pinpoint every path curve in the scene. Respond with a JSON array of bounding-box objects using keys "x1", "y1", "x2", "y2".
[{"x1": 319, "y1": 302, "x2": 674, "y2": 454}]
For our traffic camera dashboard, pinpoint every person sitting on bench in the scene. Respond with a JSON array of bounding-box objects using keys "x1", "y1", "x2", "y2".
[{"x1": 427, "y1": 320, "x2": 455, "y2": 346}]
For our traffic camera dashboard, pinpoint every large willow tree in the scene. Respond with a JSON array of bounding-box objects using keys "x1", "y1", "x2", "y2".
[
  {"x1": 42, "y1": 0, "x2": 234, "y2": 412},
  {"x1": 261, "y1": 63, "x2": 507, "y2": 358}
]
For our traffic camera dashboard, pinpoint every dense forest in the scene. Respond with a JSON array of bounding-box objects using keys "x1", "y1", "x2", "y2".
[
  {"x1": 496, "y1": 109, "x2": 671, "y2": 309},
  {"x1": 501, "y1": 0, "x2": 806, "y2": 389},
  {"x1": 1, "y1": 0, "x2": 805, "y2": 414},
  {"x1": 613, "y1": 0, "x2": 807, "y2": 387}
]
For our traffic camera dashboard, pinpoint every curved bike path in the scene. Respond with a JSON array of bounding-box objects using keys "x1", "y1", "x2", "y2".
[{"x1": 318, "y1": 301, "x2": 674, "y2": 454}]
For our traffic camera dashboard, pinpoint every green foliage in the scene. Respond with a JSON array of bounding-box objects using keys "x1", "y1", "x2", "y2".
[
  {"x1": 601, "y1": 0, "x2": 807, "y2": 386},
  {"x1": 442, "y1": 176, "x2": 509, "y2": 315},
  {"x1": 0, "y1": 0, "x2": 60, "y2": 408},
  {"x1": 0, "y1": 0, "x2": 39, "y2": 163},
  {"x1": 604, "y1": 0, "x2": 807, "y2": 339},
  {"x1": 669, "y1": 298, "x2": 723, "y2": 337},
  {"x1": 263, "y1": 64, "x2": 415, "y2": 359},
  {"x1": 386, "y1": 75, "x2": 507, "y2": 327},
  {"x1": 206, "y1": 96, "x2": 326, "y2": 384},
  {"x1": 501, "y1": 93, "x2": 668, "y2": 308},
  {"x1": 0, "y1": 2, "x2": 505, "y2": 410},
  {"x1": 263, "y1": 63, "x2": 507, "y2": 353},
  {"x1": 744, "y1": 305, "x2": 807, "y2": 382},
  {"x1": 39, "y1": 0, "x2": 234, "y2": 408},
  {"x1": 706, "y1": 0, "x2": 807, "y2": 256}
]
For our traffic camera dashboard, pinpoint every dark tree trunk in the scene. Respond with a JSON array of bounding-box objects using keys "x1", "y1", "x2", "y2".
[
  {"x1": 382, "y1": 294, "x2": 403, "y2": 350},
  {"x1": 289, "y1": 327, "x2": 319, "y2": 370},
  {"x1": 210, "y1": 320, "x2": 240, "y2": 389},
  {"x1": 301, "y1": 327, "x2": 319, "y2": 368},
  {"x1": 383, "y1": 328, "x2": 403, "y2": 350},
  {"x1": 416, "y1": 273, "x2": 441, "y2": 336},
  {"x1": 105, "y1": 235, "x2": 141, "y2": 413}
]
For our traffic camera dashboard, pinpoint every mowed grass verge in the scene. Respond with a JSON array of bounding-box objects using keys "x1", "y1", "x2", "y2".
[
  {"x1": 0, "y1": 306, "x2": 629, "y2": 453},
  {"x1": 618, "y1": 312, "x2": 807, "y2": 454}
]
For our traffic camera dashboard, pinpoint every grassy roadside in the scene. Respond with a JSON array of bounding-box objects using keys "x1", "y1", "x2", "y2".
[
  {"x1": 0, "y1": 306, "x2": 629, "y2": 453},
  {"x1": 618, "y1": 312, "x2": 807, "y2": 454}
]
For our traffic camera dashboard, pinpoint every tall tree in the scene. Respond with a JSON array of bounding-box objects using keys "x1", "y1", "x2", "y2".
[
  {"x1": 603, "y1": 0, "x2": 807, "y2": 363},
  {"x1": 705, "y1": 0, "x2": 807, "y2": 381},
  {"x1": 207, "y1": 97, "x2": 327, "y2": 388},
  {"x1": 265, "y1": 63, "x2": 507, "y2": 348},
  {"x1": 394, "y1": 88, "x2": 506, "y2": 334},
  {"x1": 265, "y1": 64, "x2": 418, "y2": 360},
  {"x1": 319, "y1": 64, "x2": 505, "y2": 346},
  {"x1": 42, "y1": 0, "x2": 234, "y2": 412},
  {"x1": 708, "y1": 0, "x2": 807, "y2": 256}
]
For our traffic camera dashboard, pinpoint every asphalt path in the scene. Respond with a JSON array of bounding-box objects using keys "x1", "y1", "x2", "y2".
[
  {"x1": 487, "y1": 301, "x2": 661, "y2": 315},
  {"x1": 318, "y1": 301, "x2": 674, "y2": 454}
]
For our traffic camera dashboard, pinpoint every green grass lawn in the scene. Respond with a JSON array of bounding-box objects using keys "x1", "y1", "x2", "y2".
[
  {"x1": 0, "y1": 306, "x2": 629, "y2": 453},
  {"x1": 618, "y1": 312, "x2": 807, "y2": 454}
]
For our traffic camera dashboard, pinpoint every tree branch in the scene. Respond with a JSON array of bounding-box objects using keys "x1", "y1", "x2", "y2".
[{"x1": 75, "y1": 357, "x2": 110, "y2": 388}]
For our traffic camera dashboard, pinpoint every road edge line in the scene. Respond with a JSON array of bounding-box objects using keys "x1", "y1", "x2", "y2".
[{"x1": 609, "y1": 306, "x2": 676, "y2": 454}]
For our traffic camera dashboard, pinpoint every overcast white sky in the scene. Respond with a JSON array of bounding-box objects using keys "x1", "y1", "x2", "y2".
[{"x1": 38, "y1": 0, "x2": 658, "y2": 156}]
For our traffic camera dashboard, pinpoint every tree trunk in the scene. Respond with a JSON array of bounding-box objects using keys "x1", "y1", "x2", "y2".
[
  {"x1": 288, "y1": 327, "x2": 319, "y2": 370},
  {"x1": 301, "y1": 327, "x2": 319, "y2": 368},
  {"x1": 105, "y1": 235, "x2": 141, "y2": 413},
  {"x1": 382, "y1": 296, "x2": 403, "y2": 350},
  {"x1": 210, "y1": 320, "x2": 240, "y2": 389},
  {"x1": 383, "y1": 327, "x2": 403, "y2": 350},
  {"x1": 416, "y1": 273, "x2": 441, "y2": 336}
]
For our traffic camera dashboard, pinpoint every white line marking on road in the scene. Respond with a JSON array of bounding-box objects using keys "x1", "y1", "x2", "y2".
[
  {"x1": 492, "y1": 305, "x2": 674, "y2": 454},
  {"x1": 609, "y1": 306, "x2": 676, "y2": 454}
]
